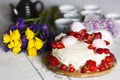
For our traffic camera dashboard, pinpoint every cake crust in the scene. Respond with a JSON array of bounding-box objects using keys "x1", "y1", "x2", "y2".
[{"x1": 42, "y1": 52, "x2": 117, "y2": 78}]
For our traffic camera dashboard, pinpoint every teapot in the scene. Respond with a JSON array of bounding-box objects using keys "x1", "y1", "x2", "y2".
[{"x1": 10, "y1": 0, "x2": 44, "y2": 22}]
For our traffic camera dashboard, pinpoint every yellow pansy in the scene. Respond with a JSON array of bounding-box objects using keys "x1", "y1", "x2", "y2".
[
  {"x1": 3, "y1": 34, "x2": 11, "y2": 43},
  {"x1": 14, "y1": 39, "x2": 22, "y2": 47},
  {"x1": 12, "y1": 29, "x2": 21, "y2": 40},
  {"x1": 28, "y1": 48, "x2": 37, "y2": 57},
  {"x1": 27, "y1": 39, "x2": 35, "y2": 50},
  {"x1": 12, "y1": 47, "x2": 21, "y2": 54},
  {"x1": 25, "y1": 28, "x2": 34, "y2": 40},
  {"x1": 8, "y1": 41, "x2": 14, "y2": 49},
  {"x1": 34, "y1": 37, "x2": 43, "y2": 49}
]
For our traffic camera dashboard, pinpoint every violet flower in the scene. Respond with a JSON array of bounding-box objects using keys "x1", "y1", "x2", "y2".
[
  {"x1": 4, "y1": 30, "x2": 10, "y2": 34},
  {"x1": 4, "y1": 46, "x2": 10, "y2": 52},
  {"x1": 21, "y1": 34, "x2": 27, "y2": 49},
  {"x1": 41, "y1": 22, "x2": 49, "y2": 32},
  {"x1": 30, "y1": 24, "x2": 39, "y2": 32},
  {"x1": 17, "y1": 18, "x2": 26, "y2": 29},
  {"x1": 9, "y1": 25, "x2": 16, "y2": 30}
]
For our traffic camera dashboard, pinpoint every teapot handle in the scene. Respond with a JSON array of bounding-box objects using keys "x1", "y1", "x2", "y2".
[{"x1": 34, "y1": 1, "x2": 44, "y2": 13}]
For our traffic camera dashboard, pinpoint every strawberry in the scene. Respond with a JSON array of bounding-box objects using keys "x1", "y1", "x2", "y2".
[
  {"x1": 104, "y1": 40, "x2": 110, "y2": 45},
  {"x1": 56, "y1": 40, "x2": 65, "y2": 49},
  {"x1": 98, "y1": 64, "x2": 106, "y2": 71},
  {"x1": 69, "y1": 67, "x2": 76, "y2": 72},
  {"x1": 94, "y1": 32, "x2": 102, "y2": 39},
  {"x1": 60, "y1": 64, "x2": 67, "y2": 71},
  {"x1": 67, "y1": 31, "x2": 75, "y2": 36},
  {"x1": 74, "y1": 33, "x2": 82, "y2": 38},
  {"x1": 88, "y1": 45, "x2": 96, "y2": 50},
  {"x1": 86, "y1": 60, "x2": 97, "y2": 72},
  {"x1": 81, "y1": 67, "x2": 87, "y2": 73},
  {"x1": 105, "y1": 56, "x2": 114, "y2": 63},
  {"x1": 96, "y1": 48, "x2": 104, "y2": 54},
  {"x1": 103, "y1": 48, "x2": 110, "y2": 54},
  {"x1": 51, "y1": 42, "x2": 57, "y2": 49},
  {"x1": 47, "y1": 55, "x2": 60, "y2": 67},
  {"x1": 86, "y1": 34, "x2": 95, "y2": 41},
  {"x1": 78, "y1": 29, "x2": 86, "y2": 36}
]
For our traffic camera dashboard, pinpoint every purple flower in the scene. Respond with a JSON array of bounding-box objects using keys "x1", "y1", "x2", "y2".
[
  {"x1": 17, "y1": 18, "x2": 26, "y2": 29},
  {"x1": 4, "y1": 30, "x2": 10, "y2": 34},
  {"x1": 4, "y1": 46, "x2": 10, "y2": 52},
  {"x1": 21, "y1": 34, "x2": 27, "y2": 49},
  {"x1": 30, "y1": 24, "x2": 39, "y2": 32},
  {"x1": 9, "y1": 25, "x2": 16, "y2": 30},
  {"x1": 41, "y1": 22, "x2": 49, "y2": 32}
]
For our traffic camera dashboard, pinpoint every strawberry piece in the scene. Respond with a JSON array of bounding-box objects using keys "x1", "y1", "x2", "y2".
[
  {"x1": 68, "y1": 31, "x2": 75, "y2": 36},
  {"x1": 96, "y1": 48, "x2": 104, "y2": 54},
  {"x1": 105, "y1": 56, "x2": 114, "y2": 63},
  {"x1": 47, "y1": 55, "x2": 60, "y2": 67},
  {"x1": 56, "y1": 40, "x2": 65, "y2": 49},
  {"x1": 104, "y1": 40, "x2": 110, "y2": 45},
  {"x1": 60, "y1": 64, "x2": 67, "y2": 71},
  {"x1": 98, "y1": 64, "x2": 106, "y2": 71},
  {"x1": 103, "y1": 48, "x2": 110, "y2": 54},
  {"x1": 81, "y1": 67, "x2": 87, "y2": 73},
  {"x1": 86, "y1": 34, "x2": 95, "y2": 41},
  {"x1": 85, "y1": 41, "x2": 92, "y2": 44},
  {"x1": 88, "y1": 45, "x2": 96, "y2": 50},
  {"x1": 69, "y1": 67, "x2": 76, "y2": 72},
  {"x1": 86, "y1": 60, "x2": 97, "y2": 72},
  {"x1": 51, "y1": 42, "x2": 57, "y2": 49},
  {"x1": 94, "y1": 32, "x2": 102, "y2": 39},
  {"x1": 78, "y1": 29, "x2": 86, "y2": 36},
  {"x1": 74, "y1": 33, "x2": 82, "y2": 38}
]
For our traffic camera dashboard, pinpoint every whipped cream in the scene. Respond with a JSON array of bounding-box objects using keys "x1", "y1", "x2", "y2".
[{"x1": 52, "y1": 40, "x2": 109, "y2": 70}]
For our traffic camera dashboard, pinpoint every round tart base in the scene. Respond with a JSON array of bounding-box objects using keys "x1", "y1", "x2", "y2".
[{"x1": 42, "y1": 53, "x2": 117, "y2": 78}]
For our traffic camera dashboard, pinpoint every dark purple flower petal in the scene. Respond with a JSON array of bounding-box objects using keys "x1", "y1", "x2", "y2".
[
  {"x1": 30, "y1": 24, "x2": 39, "y2": 32},
  {"x1": 9, "y1": 25, "x2": 16, "y2": 30},
  {"x1": 4, "y1": 46, "x2": 10, "y2": 52},
  {"x1": 21, "y1": 34, "x2": 27, "y2": 49},
  {"x1": 4, "y1": 30, "x2": 10, "y2": 34},
  {"x1": 41, "y1": 22, "x2": 49, "y2": 32},
  {"x1": 17, "y1": 18, "x2": 26, "y2": 29}
]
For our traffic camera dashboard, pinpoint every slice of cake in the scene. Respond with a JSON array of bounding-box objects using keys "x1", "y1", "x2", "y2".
[{"x1": 43, "y1": 22, "x2": 116, "y2": 78}]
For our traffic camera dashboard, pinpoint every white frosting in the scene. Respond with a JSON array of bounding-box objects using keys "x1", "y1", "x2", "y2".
[
  {"x1": 93, "y1": 39, "x2": 107, "y2": 48},
  {"x1": 52, "y1": 40, "x2": 109, "y2": 70},
  {"x1": 55, "y1": 33, "x2": 66, "y2": 40},
  {"x1": 71, "y1": 22, "x2": 85, "y2": 32},
  {"x1": 94, "y1": 29, "x2": 113, "y2": 44},
  {"x1": 61, "y1": 36, "x2": 77, "y2": 47}
]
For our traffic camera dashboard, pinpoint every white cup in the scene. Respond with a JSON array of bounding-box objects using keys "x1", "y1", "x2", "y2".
[
  {"x1": 55, "y1": 18, "x2": 73, "y2": 34},
  {"x1": 59, "y1": 5, "x2": 78, "y2": 14},
  {"x1": 83, "y1": 5, "x2": 100, "y2": 11}
]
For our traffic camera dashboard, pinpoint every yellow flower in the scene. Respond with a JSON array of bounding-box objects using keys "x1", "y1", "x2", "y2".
[
  {"x1": 8, "y1": 41, "x2": 14, "y2": 49},
  {"x1": 25, "y1": 28, "x2": 34, "y2": 40},
  {"x1": 12, "y1": 29, "x2": 21, "y2": 40},
  {"x1": 14, "y1": 39, "x2": 22, "y2": 48},
  {"x1": 28, "y1": 48, "x2": 37, "y2": 57},
  {"x1": 27, "y1": 39, "x2": 35, "y2": 50},
  {"x1": 35, "y1": 37, "x2": 43, "y2": 49},
  {"x1": 3, "y1": 34, "x2": 11, "y2": 43},
  {"x1": 12, "y1": 47, "x2": 21, "y2": 54}
]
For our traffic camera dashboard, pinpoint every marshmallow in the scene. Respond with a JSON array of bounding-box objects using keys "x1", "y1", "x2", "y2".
[
  {"x1": 93, "y1": 39, "x2": 107, "y2": 48},
  {"x1": 71, "y1": 22, "x2": 85, "y2": 32},
  {"x1": 62, "y1": 36, "x2": 77, "y2": 47}
]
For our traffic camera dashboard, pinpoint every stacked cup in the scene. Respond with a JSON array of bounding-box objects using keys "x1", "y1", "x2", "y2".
[
  {"x1": 80, "y1": 5, "x2": 103, "y2": 20},
  {"x1": 55, "y1": 5, "x2": 82, "y2": 35}
]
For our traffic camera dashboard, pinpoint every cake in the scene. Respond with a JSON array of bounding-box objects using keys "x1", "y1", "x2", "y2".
[{"x1": 43, "y1": 22, "x2": 116, "y2": 78}]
